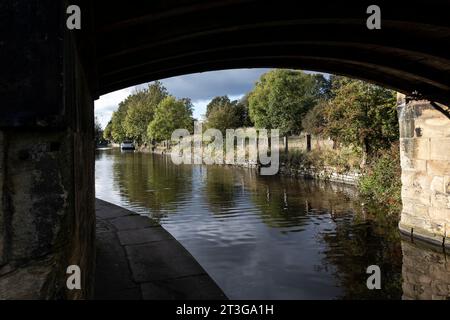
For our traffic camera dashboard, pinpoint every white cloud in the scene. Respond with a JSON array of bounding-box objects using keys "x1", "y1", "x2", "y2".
[
  {"x1": 94, "y1": 87, "x2": 135, "y2": 128},
  {"x1": 192, "y1": 94, "x2": 244, "y2": 121}
]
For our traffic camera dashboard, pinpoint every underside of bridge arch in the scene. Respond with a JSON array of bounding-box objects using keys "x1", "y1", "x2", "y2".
[
  {"x1": 92, "y1": 0, "x2": 450, "y2": 106},
  {"x1": 0, "y1": 0, "x2": 449, "y2": 299}
]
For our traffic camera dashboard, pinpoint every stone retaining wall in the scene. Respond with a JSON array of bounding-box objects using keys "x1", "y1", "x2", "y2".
[
  {"x1": 279, "y1": 166, "x2": 361, "y2": 186},
  {"x1": 397, "y1": 96, "x2": 450, "y2": 247}
]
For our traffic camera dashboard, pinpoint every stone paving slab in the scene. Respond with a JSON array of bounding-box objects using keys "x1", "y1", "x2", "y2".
[
  {"x1": 110, "y1": 215, "x2": 159, "y2": 231},
  {"x1": 125, "y1": 241, "x2": 206, "y2": 283},
  {"x1": 118, "y1": 227, "x2": 174, "y2": 246},
  {"x1": 141, "y1": 275, "x2": 226, "y2": 300},
  {"x1": 95, "y1": 229, "x2": 140, "y2": 299},
  {"x1": 96, "y1": 200, "x2": 134, "y2": 219},
  {"x1": 94, "y1": 199, "x2": 226, "y2": 300}
]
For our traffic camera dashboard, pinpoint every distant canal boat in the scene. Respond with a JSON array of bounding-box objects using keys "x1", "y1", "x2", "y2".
[{"x1": 120, "y1": 141, "x2": 135, "y2": 151}]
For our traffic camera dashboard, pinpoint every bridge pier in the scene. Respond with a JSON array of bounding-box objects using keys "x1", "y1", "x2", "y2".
[
  {"x1": 398, "y1": 95, "x2": 450, "y2": 248},
  {"x1": 0, "y1": 1, "x2": 95, "y2": 299}
]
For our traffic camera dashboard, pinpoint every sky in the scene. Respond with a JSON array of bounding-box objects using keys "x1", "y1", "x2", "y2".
[{"x1": 94, "y1": 68, "x2": 271, "y2": 129}]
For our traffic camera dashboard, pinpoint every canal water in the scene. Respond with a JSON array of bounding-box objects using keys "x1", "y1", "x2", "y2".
[{"x1": 95, "y1": 149, "x2": 450, "y2": 300}]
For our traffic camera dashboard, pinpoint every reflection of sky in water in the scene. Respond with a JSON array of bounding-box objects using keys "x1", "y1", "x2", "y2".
[{"x1": 95, "y1": 149, "x2": 449, "y2": 300}]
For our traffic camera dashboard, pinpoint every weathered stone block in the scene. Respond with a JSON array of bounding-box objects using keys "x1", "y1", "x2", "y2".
[
  {"x1": 430, "y1": 138, "x2": 450, "y2": 161},
  {"x1": 402, "y1": 187, "x2": 431, "y2": 206},
  {"x1": 445, "y1": 176, "x2": 450, "y2": 194},
  {"x1": 7, "y1": 133, "x2": 68, "y2": 262},
  {"x1": 427, "y1": 160, "x2": 450, "y2": 176},
  {"x1": 399, "y1": 118, "x2": 415, "y2": 138},
  {"x1": 400, "y1": 212, "x2": 430, "y2": 231},
  {"x1": 0, "y1": 257, "x2": 54, "y2": 299},
  {"x1": 413, "y1": 159, "x2": 427, "y2": 172},
  {"x1": 401, "y1": 171, "x2": 415, "y2": 188},
  {"x1": 429, "y1": 222, "x2": 446, "y2": 235},
  {"x1": 413, "y1": 204, "x2": 430, "y2": 217},
  {"x1": 414, "y1": 172, "x2": 433, "y2": 191},
  {"x1": 400, "y1": 156, "x2": 427, "y2": 172},
  {"x1": 414, "y1": 138, "x2": 431, "y2": 160},
  {"x1": 430, "y1": 176, "x2": 445, "y2": 194},
  {"x1": 430, "y1": 193, "x2": 450, "y2": 209},
  {"x1": 399, "y1": 138, "x2": 414, "y2": 161},
  {"x1": 416, "y1": 108, "x2": 450, "y2": 137},
  {"x1": 428, "y1": 207, "x2": 450, "y2": 225},
  {"x1": 401, "y1": 201, "x2": 414, "y2": 215}
]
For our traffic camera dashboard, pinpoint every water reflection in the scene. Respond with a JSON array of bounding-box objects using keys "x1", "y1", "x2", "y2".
[
  {"x1": 320, "y1": 206, "x2": 403, "y2": 299},
  {"x1": 97, "y1": 150, "x2": 193, "y2": 218},
  {"x1": 95, "y1": 149, "x2": 449, "y2": 299},
  {"x1": 401, "y1": 240, "x2": 450, "y2": 300}
]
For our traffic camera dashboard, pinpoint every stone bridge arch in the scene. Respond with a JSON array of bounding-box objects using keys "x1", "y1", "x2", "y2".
[{"x1": 0, "y1": 0, "x2": 449, "y2": 299}]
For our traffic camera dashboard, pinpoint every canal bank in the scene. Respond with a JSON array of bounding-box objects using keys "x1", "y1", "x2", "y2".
[
  {"x1": 130, "y1": 144, "x2": 362, "y2": 186},
  {"x1": 94, "y1": 198, "x2": 226, "y2": 300}
]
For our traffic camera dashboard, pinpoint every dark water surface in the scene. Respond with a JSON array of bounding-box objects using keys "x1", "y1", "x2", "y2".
[{"x1": 95, "y1": 149, "x2": 450, "y2": 300}]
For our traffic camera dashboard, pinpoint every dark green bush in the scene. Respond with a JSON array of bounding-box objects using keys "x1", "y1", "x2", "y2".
[{"x1": 358, "y1": 143, "x2": 402, "y2": 214}]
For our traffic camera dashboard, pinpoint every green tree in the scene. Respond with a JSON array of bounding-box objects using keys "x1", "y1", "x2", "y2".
[
  {"x1": 301, "y1": 100, "x2": 329, "y2": 136},
  {"x1": 124, "y1": 81, "x2": 168, "y2": 144},
  {"x1": 147, "y1": 96, "x2": 194, "y2": 142},
  {"x1": 235, "y1": 94, "x2": 254, "y2": 127},
  {"x1": 110, "y1": 101, "x2": 129, "y2": 143},
  {"x1": 313, "y1": 74, "x2": 333, "y2": 100},
  {"x1": 324, "y1": 78, "x2": 398, "y2": 159},
  {"x1": 205, "y1": 96, "x2": 232, "y2": 118},
  {"x1": 103, "y1": 120, "x2": 113, "y2": 141},
  {"x1": 248, "y1": 69, "x2": 323, "y2": 138},
  {"x1": 204, "y1": 96, "x2": 248, "y2": 134},
  {"x1": 94, "y1": 117, "x2": 104, "y2": 145}
]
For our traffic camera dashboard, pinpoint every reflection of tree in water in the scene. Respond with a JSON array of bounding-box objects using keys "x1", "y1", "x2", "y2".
[
  {"x1": 247, "y1": 176, "x2": 361, "y2": 229},
  {"x1": 247, "y1": 176, "x2": 308, "y2": 228},
  {"x1": 243, "y1": 172, "x2": 403, "y2": 298},
  {"x1": 202, "y1": 166, "x2": 241, "y2": 215},
  {"x1": 112, "y1": 152, "x2": 192, "y2": 221},
  {"x1": 320, "y1": 205, "x2": 403, "y2": 299},
  {"x1": 109, "y1": 151, "x2": 404, "y2": 299}
]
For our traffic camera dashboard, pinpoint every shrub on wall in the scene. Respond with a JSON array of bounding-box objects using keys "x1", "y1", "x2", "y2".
[{"x1": 358, "y1": 143, "x2": 402, "y2": 214}]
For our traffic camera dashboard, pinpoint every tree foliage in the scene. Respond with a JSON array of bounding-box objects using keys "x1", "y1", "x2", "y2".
[
  {"x1": 323, "y1": 77, "x2": 398, "y2": 155},
  {"x1": 103, "y1": 120, "x2": 113, "y2": 141},
  {"x1": 147, "y1": 96, "x2": 194, "y2": 142},
  {"x1": 110, "y1": 101, "x2": 129, "y2": 143},
  {"x1": 204, "y1": 95, "x2": 252, "y2": 134},
  {"x1": 301, "y1": 100, "x2": 329, "y2": 136},
  {"x1": 235, "y1": 94, "x2": 254, "y2": 127},
  {"x1": 94, "y1": 117, "x2": 104, "y2": 145},
  {"x1": 248, "y1": 69, "x2": 324, "y2": 137},
  {"x1": 123, "y1": 81, "x2": 168, "y2": 144}
]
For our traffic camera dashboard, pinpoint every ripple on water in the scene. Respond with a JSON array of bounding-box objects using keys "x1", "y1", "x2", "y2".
[{"x1": 95, "y1": 150, "x2": 407, "y2": 299}]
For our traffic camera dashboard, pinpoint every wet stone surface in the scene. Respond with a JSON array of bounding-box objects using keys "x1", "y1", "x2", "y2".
[{"x1": 94, "y1": 199, "x2": 226, "y2": 300}]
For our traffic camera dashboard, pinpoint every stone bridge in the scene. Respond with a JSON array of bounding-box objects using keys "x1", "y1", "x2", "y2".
[{"x1": 0, "y1": 0, "x2": 449, "y2": 299}]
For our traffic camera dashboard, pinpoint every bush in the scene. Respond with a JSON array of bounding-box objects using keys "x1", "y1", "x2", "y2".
[
  {"x1": 280, "y1": 147, "x2": 361, "y2": 173},
  {"x1": 281, "y1": 149, "x2": 311, "y2": 168},
  {"x1": 358, "y1": 143, "x2": 402, "y2": 214}
]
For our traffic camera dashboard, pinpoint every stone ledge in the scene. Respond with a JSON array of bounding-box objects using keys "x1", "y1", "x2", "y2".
[
  {"x1": 399, "y1": 222, "x2": 449, "y2": 249},
  {"x1": 95, "y1": 198, "x2": 226, "y2": 300}
]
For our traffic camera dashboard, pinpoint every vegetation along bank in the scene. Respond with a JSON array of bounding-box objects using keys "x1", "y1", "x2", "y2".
[{"x1": 98, "y1": 70, "x2": 402, "y2": 215}]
